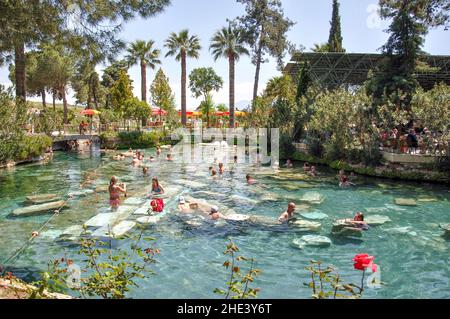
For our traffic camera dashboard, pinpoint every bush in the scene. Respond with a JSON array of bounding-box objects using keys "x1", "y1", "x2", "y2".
[
  {"x1": 116, "y1": 131, "x2": 164, "y2": 149},
  {"x1": 15, "y1": 135, "x2": 53, "y2": 161},
  {"x1": 280, "y1": 134, "x2": 296, "y2": 158}
]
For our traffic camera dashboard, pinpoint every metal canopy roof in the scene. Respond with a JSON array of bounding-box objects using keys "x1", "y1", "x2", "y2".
[{"x1": 284, "y1": 52, "x2": 450, "y2": 90}]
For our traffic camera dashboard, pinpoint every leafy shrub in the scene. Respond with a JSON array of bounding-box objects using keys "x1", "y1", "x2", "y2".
[
  {"x1": 16, "y1": 135, "x2": 53, "y2": 161},
  {"x1": 280, "y1": 134, "x2": 296, "y2": 158},
  {"x1": 117, "y1": 131, "x2": 164, "y2": 149}
]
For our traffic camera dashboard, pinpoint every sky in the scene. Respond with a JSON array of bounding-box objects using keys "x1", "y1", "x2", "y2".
[{"x1": 0, "y1": 0, "x2": 449, "y2": 110}]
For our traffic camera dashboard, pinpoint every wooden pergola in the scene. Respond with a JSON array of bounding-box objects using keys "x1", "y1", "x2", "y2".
[{"x1": 284, "y1": 52, "x2": 450, "y2": 90}]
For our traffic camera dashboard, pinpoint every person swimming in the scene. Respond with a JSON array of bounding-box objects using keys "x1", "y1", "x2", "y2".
[
  {"x1": 339, "y1": 170, "x2": 352, "y2": 187},
  {"x1": 177, "y1": 196, "x2": 190, "y2": 212},
  {"x1": 309, "y1": 166, "x2": 317, "y2": 177},
  {"x1": 156, "y1": 146, "x2": 161, "y2": 157},
  {"x1": 166, "y1": 154, "x2": 174, "y2": 161},
  {"x1": 285, "y1": 159, "x2": 294, "y2": 168},
  {"x1": 218, "y1": 163, "x2": 225, "y2": 175},
  {"x1": 108, "y1": 176, "x2": 127, "y2": 209},
  {"x1": 151, "y1": 177, "x2": 165, "y2": 195},
  {"x1": 278, "y1": 202, "x2": 296, "y2": 223},
  {"x1": 208, "y1": 205, "x2": 223, "y2": 221},
  {"x1": 132, "y1": 156, "x2": 140, "y2": 167},
  {"x1": 246, "y1": 174, "x2": 256, "y2": 185},
  {"x1": 142, "y1": 166, "x2": 149, "y2": 176},
  {"x1": 211, "y1": 169, "x2": 217, "y2": 177},
  {"x1": 303, "y1": 162, "x2": 311, "y2": 172}
]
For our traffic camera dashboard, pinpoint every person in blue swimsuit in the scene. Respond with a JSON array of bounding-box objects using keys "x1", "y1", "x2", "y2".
[{"x1": 151, "y1": 177, "x2": 165, "y2": 195}]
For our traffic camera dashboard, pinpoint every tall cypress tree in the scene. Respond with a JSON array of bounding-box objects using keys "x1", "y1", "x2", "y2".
[{"x1": 327, "y1": 0, "x2": 345, "y2": 52}]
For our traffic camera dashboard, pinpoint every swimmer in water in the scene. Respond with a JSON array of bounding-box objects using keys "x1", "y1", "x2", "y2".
[
  {"x1": 142, "y1": 166, "x2": 149, "y2": 176},
  {"x1": 156, "y1": 146, "x2": 161, "y2": 157},
  {"x1": 303, "y1": 162, "x2": 311, "y2": 172},
  {"x1": 339, "y1": 170, "x2": 353, "y2": 187},
  {"x1": 208, "y1": 205, "x2": 223, "y2": 221},
  {"x1": 285, "y1": 159, "x2": 294, "y2": 168},
  {"x1": 218, "y1": 163, "x2": 225, "y2": 175},
  {"x1": 278, "y1": 202, "x2": 296, "y2": 223},
  {"x1": 108, "y1": 176, "x2": 127, "y2": 209},
  {"x1": 211, "y1": 169, "x2": 217, "y2": 177},
  {"x1": 166, "y1": 154, "x2": 173, "y2": 161},
  {"x1": 246, "y1": 174, "x2": 256, "y2": 185},
  {"x1": 309, "y1": 166, "x2": 317, "y2": 177},
  {"x1": 132, "y1": 156, "x2": 140, "y2": 167}
]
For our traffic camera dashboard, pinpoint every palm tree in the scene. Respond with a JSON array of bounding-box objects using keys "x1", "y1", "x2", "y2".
[
  {"x1": 165, "y1": 30, "x2": 201, "y2": 126},
  {"x1": 210, "y1": 26, "x2": 248, "y2": 128},
  {"x1": 125, "y1": 40, "x2": 161, "y2": 103}
]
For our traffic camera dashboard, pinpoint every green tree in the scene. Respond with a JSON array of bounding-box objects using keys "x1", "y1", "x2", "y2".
[
  {"x1": 125, "y1": 40, "x2": 161, "y2": 104},
  {"x1": 327, "y1": 0, "x2": 345, "y2": 52},
  {"x1": 101, "y1": 60, "x2": 129, "y2": 109},
  {"x1": 189, "y1": 67, "x2": 223, "y2": 127},
  {"x1": 110, "y1": 70, "x2": 134, "y2": 121},
  {"x1": 0, "y1": 0, "x2": 171, "y2": 102},
  {"x1": 311, "y1": 43, "x2": 330, "y2": 53},
  {"x1": 232, "y1": 0, "x2": 294, "y2": 107},
  {"x1": 293, "y1": 62, "x2": 312, "y2": 141},
  {"x1": 199, "y1": 94, "x2": 216, "y2": 128},
  {"x1": 368, "y1": 0, "x2": 450, "y2": 111},
  {"x1": 210, "y1": 25, "x2": 249, "y2": 128},
  {"x1": 150, "y1": 68, "x2": 177, "y2": 123},
  {"x1": 165, "y1": 30, "x2": 201, "y2": 126}
]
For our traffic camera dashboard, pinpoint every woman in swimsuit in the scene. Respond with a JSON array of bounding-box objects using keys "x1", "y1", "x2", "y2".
[
  {"x1": 109, "y1": 176, "x2": 127, "y2": 209},
  {"x1": 151, "y1": 177, "x2": 165, "y2": 195}
]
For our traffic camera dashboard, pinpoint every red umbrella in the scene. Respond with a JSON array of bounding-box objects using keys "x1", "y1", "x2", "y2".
[
  {"x1": 152, "y1": 108, "x2": 168, "y2": 116},
  {"x1": 81, "y1": 109, "x2": 100, "y2": 116}
]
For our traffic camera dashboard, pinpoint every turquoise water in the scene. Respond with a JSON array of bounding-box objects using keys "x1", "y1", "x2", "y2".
[{"x1": 0, "y1": 145, "x2": 449, "y2": 299}]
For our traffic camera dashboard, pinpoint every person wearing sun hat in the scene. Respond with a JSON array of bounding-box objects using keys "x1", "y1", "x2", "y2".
[
  {"x1": 209, "y1": 205, "x2": 224, "y2": 221},
  {"x1": 177, "y1": 196, "x2": 190, "y2": 212}
]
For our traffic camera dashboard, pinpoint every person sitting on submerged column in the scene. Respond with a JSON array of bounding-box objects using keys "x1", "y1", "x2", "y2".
[
  {"x1": 218, "y1": 163, "x2": 225, "y2": 175},
  {"x1": 278, "y1": 202, "x2": 296, "y2": 223},
  {"x1": 151, "y1": 177, "x2": 165, "y2": 195},
  {"x1": 109, "y1": 176, "x2": 127, "y2": 209},
  {"x1": 346, "y1": 212, "x2": 369, "y2": 230}
]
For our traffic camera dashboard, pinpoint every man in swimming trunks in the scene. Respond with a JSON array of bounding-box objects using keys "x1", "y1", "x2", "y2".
[
  {"x1": 278, "y1": 202, "x2": 296, "y2": 223},
  {"x1": 109, "y1": 176, "x2": 127, "y2": 209}
]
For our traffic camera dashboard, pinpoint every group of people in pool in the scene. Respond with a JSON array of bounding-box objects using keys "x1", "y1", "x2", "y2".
[
  {"x1": 108, "y1": 151, "x2": 366, "y2": 227},
  {"x1": 277, "y1": 202, "x2": 368, "y2": 229}
]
